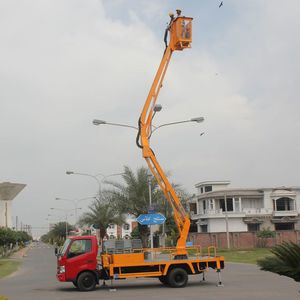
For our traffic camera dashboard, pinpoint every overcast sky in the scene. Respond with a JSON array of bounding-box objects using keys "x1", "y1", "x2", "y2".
[{"x1": 0, "y1": 0, "x2": 299, "y2": 237}]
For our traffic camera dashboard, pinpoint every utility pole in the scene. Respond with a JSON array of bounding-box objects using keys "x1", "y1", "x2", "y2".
[{"x1": 224, "y1": 193, "x2": 230, "y2": 249}]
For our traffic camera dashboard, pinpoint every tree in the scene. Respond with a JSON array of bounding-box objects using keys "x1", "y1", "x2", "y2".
[
  {"x1": 257, "y1": 242, "x2": 300, "y2": 282},
  {"x1": 106, "y1": 165, "x2": 191, "y2": 247},
  {"x1": 79, "y1": 198, "x2": 124, "y2": 248},
  {"x1": 0, "y1": 228, "x2": 32, "y2": 246},
  {"x1": 42, "y1": 222, "x2": 74, "y2": 245},
  {"x1": 51, "y1": 222, "x2": 74, "y2": 241},
  {"x1": 256, "y1": 228, "x2": 276, "y2": 247}
]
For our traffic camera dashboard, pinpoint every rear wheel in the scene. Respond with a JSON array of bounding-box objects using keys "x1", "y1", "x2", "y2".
[
  {"x1": 77, "y1": 272, "x2": 96, "y2": 291},
  {"x1": 167, "y1": 268, "x2": 188, "y2": 288}
]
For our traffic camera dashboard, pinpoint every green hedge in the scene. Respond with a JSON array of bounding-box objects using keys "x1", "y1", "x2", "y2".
[{"x1": 0, "y1": 227, "x2": 32, "y2": 246}]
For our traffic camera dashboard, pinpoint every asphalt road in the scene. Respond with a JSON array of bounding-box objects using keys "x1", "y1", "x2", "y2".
[{"x1": 0, "y1": 243, "x2": 299, "y2": 300}]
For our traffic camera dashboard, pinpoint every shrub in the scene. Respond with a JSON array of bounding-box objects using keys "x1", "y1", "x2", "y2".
[
  {"x1": 257, "y1": 242, "x2": 300, "y2": 282},
  {"x1": 256, "y1": 228, "x2": 275, "y2": 247}
]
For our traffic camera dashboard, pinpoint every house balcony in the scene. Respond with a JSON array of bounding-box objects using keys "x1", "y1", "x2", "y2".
[
  {"x1": 242, "y1": 208, "x2": 273, "y2": 215},
  {"x1": 191, "y1": 209, "x2": 245, "y2": 219},
  {"x1": 191, "y1": 207, "x2": 274, "y2": 220},
  {"x1": 272, "y1": 210, "x2": 298, "y2": 217}
]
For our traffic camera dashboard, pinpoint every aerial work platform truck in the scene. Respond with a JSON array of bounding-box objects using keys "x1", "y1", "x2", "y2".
[{"x1": 56, "y1": 10, "x2": 225, "y2": 291}]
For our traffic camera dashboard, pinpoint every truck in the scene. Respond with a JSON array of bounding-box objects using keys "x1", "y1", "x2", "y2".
[
  {"x1": 56, "y1": 10, "x2": 225, "y2": 291},
  {"x1": 56, "y1": 235, "x2": 224, "y2": 291}
]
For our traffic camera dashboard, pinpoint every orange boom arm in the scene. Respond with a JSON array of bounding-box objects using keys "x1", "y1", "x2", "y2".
[{"x1": 136, "y1": 12, "x2": 193, "y2": 256}]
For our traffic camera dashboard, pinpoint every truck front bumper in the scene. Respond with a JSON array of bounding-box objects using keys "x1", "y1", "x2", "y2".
[{"x1": 56, "y1": 272, "x2": 66, "y2": 282}]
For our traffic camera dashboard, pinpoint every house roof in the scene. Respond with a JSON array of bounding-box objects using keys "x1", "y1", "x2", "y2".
[
  {"x1": 195, "y1": 180, "x2": 230, "y2": 188},
  {"x1": 196, "y1": 188, "x2": 264, "y2": 199}
]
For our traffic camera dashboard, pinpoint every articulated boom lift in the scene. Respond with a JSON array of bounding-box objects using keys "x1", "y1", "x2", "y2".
[
  {"x1": 137, "y1": 12, "x2": 193, "y2": 257},
  {"x1": 56, "y1": 11, "x2": 225, "y2": 290}
]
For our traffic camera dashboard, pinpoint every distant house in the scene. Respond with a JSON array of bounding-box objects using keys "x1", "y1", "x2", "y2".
[
  {"x1": 106, "y1": 215, "x2": 137, "y2": 239},
  {"x1": 187, "y1": 181, "x2": 300, "y2": 233}
]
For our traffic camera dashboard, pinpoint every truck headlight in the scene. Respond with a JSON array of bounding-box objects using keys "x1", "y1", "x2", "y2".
[{"x1": 59, "y1": 266, "x2": 65, "y2": 274}]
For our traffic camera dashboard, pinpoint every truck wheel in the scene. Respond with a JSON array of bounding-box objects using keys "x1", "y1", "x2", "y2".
[
  {"x1": 158, "y1": 276, "x2": 169, "y2": 285},
  {"x1": 77, "y1": 272, "x2": 96, "y2": 291},
  {"x1": 167, "y1": 268, "x2": 188, "y2": 288}
]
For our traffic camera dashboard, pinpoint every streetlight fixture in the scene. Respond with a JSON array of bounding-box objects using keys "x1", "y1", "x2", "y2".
[
  {"x1": 55, "y1": 196, "x2": 96, "y2": 225},
  {"x1": 151, "y1": 116, "x2": 204, "y2": 134},
  {"x1": 153, "y1": 104, "x2": 162, "y2": 112},
  {"x1": 65, "y1": 171, "x2": 124, "y2": 200}
]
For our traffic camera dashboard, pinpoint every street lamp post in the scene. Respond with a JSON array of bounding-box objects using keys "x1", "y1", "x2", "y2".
[
  {"x1": 224, "y1": 193, "x2": 230, "y2": 249},
  {"x1": 147, "y1": 175, "x2": 154, "y2": 250},
  {"x1": 55, "y1": 196, "x2": 96, "y2": 225}
]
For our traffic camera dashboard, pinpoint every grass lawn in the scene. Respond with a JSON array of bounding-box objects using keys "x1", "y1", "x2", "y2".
[
  {"x1": 0, "y1": 259, "x2": 21, "y2": 279},
  {"x1": 217, "y1": 248, "x2": 273, "y2": 264}
]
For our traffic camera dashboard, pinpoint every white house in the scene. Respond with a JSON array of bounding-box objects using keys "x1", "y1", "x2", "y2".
[
  {"x1": 106, "y1": 215, "x2": 137, "y2": 239},
  {"x1": 188, "y1": 181, "x2": 300, "y2": 233}
]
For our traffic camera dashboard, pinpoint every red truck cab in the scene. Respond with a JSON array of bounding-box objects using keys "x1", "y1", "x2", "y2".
[{"x1": 56, "y1": 235, "x2": 99, "y2": 290}]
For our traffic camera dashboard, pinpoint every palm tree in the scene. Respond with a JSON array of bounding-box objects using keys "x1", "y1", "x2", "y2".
[
  {"x1": 106, "y1": 165, "x2": 190, "y2": 247},
  {"x1": 43, "y1": 222, "x2": 74, "y2": 245},
  {"x1": 79, "y1": 199, "x2": 124, "y2": 248},
  {"x1": 257, "y1": 242, "x2": 300, "y2": 282}
]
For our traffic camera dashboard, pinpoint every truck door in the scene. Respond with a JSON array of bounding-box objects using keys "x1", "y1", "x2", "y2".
[{"x1": 65, "y1": 238, "x2": 96, "y2": 281}]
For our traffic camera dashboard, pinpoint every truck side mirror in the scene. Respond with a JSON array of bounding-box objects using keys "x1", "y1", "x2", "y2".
[{"x1": 54, "y1": 247, "x2": 58, "y2": 256}]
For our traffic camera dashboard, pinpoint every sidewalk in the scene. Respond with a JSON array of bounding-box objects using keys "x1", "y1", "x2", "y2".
[{"x1": 10, "y1": 245, "x2": 31, "y2": 260}]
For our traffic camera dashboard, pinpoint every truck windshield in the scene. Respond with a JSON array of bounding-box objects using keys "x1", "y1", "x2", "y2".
[{"x1": 60, "y1": 238, "x2": 72, "y2": 255}]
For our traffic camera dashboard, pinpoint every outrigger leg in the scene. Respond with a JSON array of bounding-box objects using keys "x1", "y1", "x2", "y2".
[
  {"x1": 216, "y1": 269, "x2": 224, "y2": 287},
  {"x1": 109, "y1": 278, "x2": 116, "y2": 292}
]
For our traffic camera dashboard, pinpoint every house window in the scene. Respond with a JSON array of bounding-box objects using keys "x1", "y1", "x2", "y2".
[
  {"x1": 189, "y1": 221, "x2": 198, "y2": 232},
  {"x1": 123, "y1": 223, "x2": 130, "y2": 230},
  {"x1": 275, "y1": 197, "x2": 292, "y2": 211},
  {"x1": 275, "y1": 223, "x2": 294, "y2": 230},
  {"x1": 189, "y1": 203, "x2": 197, "y2": 214},
  {"x1": 247, "y1": 224, "x2": 260, "y2": 232},
  {"x1": 200, "y1": 225, "x2": 208, "y2": 232},
  {"x1": 234, "y1": 198, "x2": 241, "y2": 212},
  {"x1": 200, "y1": 187, "x2": 203, "y2": 194},
  {"x1": 202, "y1": 200, "x2": 206, "y2": 212},
  {"x1": 108, "y1": 224, "x2": 115, "y2": 229},
  {"x1": 205, "y1": 186, "x2": 212, "y2": 193},
  {"x1": 219, "y1": 198, "x2": 233, "y2": 212},
  {"x1": 208, "y1": 199, "x2": 214, "y2": 210}
]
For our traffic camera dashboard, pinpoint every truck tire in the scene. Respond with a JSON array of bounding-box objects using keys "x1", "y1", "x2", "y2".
[
  {"x1": 158, "y1": 276, "x2": 169, "y2": 286},
  {"x1": 167, "y1": 268, "x2": 188, "y2": 288},
  {"x1": 77, "y1": 272, "x2": 96, "y2": 291}
]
